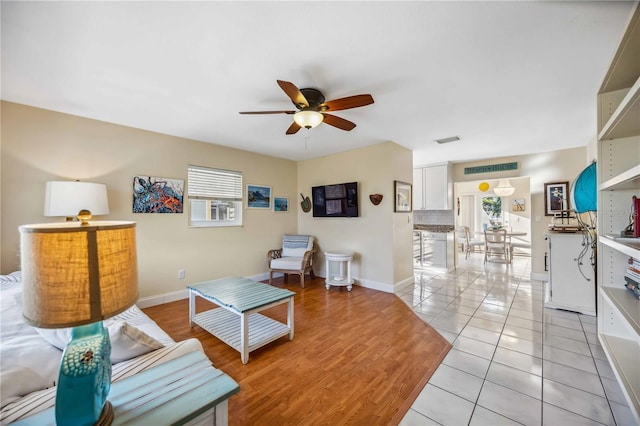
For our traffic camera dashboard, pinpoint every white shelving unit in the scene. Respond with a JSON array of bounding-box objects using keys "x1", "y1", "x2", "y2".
[{"x1": 596, "y1": 4, "x2": 640, "y2": 422}]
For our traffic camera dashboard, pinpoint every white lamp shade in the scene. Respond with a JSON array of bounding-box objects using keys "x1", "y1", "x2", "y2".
[
  {"x1": 293, "y1": 111, "x2": 324, "y2": 129},
  {"x1": 44, "y1": 181, "x2": 110, "y2": 217},
  {"x1": 494, "y1": 179, "x2": 515, "y2": 197}
]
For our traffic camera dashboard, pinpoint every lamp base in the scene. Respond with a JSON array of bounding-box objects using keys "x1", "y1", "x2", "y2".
[
  {"x1": 56, "y1": 322, "x2": 112, "y2": 426},
  {"x1": 95, "y1": 401, "x2": 114, "y2": 426}
]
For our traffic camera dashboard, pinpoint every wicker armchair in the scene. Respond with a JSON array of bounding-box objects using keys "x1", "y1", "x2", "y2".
[{"x1": 267, "y1": 235, "x2": 317, "y2": 288}]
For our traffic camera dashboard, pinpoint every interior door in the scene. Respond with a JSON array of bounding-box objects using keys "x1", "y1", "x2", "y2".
[{"x1": 459, "y1": 195, "x2": 475, "y2": 234}]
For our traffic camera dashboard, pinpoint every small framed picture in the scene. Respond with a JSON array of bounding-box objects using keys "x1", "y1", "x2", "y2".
[
  {"x1": 274, "y1": 197, "x2": 288, "y2": 212},
  {"x1": 246, "y1": 184, "x2": 272, "y2": 209},
  {"x1": 544, "y1": 181, "x2": 569, "y2": 216},
  {"x1": 512, "y1": 198, "x2": 525, "y2": 212},
  {"x1": 394, "y1": 180, "x2": 412, "y2": 212}
]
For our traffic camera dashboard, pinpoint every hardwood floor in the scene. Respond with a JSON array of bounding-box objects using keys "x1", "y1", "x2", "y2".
[{"x1": 143, "y1": 276, "x2": 451, "y2": 425}]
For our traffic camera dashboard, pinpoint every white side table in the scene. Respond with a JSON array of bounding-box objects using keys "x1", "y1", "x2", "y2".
[{"x1": 324, "y1": 250, "x2": 355, "y2": 291}]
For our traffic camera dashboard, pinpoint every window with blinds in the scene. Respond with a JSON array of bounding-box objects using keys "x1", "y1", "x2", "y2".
[{"x1": 187, "y1": 165, "x2": 243, "y2": 227}]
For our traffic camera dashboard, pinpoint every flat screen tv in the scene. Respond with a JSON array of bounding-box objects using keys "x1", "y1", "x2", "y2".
[{"x1": 312, "y1": 182, "x2": 359, "y2": 218}]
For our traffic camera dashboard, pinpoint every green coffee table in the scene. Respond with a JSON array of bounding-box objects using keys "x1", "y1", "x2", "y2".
[{"x1": 188, "y1": 276, "x2": 296, "y2": 364}]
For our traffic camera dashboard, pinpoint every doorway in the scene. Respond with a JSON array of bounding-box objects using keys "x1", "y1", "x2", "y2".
[{"x1": 454, "y1": 177, "x2": 532, "y2": 256}]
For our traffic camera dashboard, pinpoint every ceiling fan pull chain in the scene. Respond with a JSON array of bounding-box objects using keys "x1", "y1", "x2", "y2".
[{"x1": 305, "y1": 133, "x2": 310, "y2": 150}]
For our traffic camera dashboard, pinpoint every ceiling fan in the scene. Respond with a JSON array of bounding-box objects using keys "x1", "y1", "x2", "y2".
[{"x1": 239, "y1": 80, "x2": 374, "y2": 135}]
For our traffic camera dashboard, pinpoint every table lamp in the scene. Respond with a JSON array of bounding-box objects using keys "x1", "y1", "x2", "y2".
[
  {"x1": 19, "y1": 217, "x2": 138, "y2": 426},
  {"x1": 44, "y1": 181, "x2": 110, "y2": 221}
]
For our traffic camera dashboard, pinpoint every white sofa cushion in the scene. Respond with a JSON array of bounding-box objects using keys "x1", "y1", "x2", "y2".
[
  {"x1": 0, "y1": 272, "x2": 174, "y2": 409},
  {"x1": 0, "y1": 338, "x2": 204, "y2": 424},
  {"x1": 281, "y1": 235, "x2": 313, "y2": 258},
  {"x1": 270, "y1": 257, "x2": 305, "y2": 270},
  {"x1": 1, "y1": 279, "x2": 62, "y2": 408},
  {"x1": 36, "y1": 321, "x2": 164, "y2": 363}
]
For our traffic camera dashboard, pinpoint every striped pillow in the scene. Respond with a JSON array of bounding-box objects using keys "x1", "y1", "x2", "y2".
[{"x1": 281, "y1": 235, "x2": 313, "y2": 257}]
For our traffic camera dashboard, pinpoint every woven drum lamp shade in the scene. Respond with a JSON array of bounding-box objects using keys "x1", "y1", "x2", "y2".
[{"x1": 19, "y1": 221, "x2": 138, "y2": 328}]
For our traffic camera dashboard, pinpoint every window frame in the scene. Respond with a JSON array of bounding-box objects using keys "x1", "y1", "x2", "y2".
[{"x1": 187, "y1": 165, "x2": 243, "y2": 228}]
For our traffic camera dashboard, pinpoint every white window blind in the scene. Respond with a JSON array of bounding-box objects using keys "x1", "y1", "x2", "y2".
[{"x1": 187, "y1": 165, "x2": 243, "y2": 201}]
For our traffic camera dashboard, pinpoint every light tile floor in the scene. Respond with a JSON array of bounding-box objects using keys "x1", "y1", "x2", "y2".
[{"x1": 397, "y1": 252, "x2": 637, "y2": 426}]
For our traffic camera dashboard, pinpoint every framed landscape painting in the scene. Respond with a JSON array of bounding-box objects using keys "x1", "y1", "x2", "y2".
[
  {"x1": 246, "y1": 184, "x2": 272, "y2": 209},
  {"x1": 274, "y1": 197, "x2": 288, "y2": 212},
  {"x1": 394, "y1": 180, "x2": 412, "y2": 212}
]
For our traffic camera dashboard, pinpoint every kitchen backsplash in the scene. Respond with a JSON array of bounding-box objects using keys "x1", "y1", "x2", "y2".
[{"x1": 414, "y1": 209, "x2": 455, "y2": 225}]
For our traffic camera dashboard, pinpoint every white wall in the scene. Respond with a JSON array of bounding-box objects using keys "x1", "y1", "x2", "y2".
[{"x1": 2, "y1": 102, "x2": 415, "y2": 299}]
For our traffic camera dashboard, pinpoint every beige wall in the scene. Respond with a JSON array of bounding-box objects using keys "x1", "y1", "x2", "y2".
[
  {"x1": 2, "y1": 101, "x2": 590, "y2": 295},
  {"x1": 452, "y1": 147, "x2": 590, "y2": 277},
  {"x1": 1, "y1": 102, "x2": 414, "y2": 299},
  {"x1": 297, "y1": 141, "x2": 414, "y2": 292},
  {"x1": 1, "y1": 102, "x2": 299, "y2": 298}
]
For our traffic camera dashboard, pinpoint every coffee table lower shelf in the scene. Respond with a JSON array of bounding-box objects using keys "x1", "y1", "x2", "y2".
[{"x1": 193, "y1": 308, "x2": 291, "y2": 360}]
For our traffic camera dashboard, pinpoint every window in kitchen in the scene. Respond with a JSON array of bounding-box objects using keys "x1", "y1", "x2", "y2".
[
  {"x1": 482, "y1": 196, "x2": 503, "y2": 228},
  {"x1": 188, "y1": 165, "x2": 243, "y2": 227}
]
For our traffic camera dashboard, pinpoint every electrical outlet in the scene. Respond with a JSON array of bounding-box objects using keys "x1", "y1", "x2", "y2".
[{"x1": 178, "y1": 269, "x2": 185, "y2": 279}]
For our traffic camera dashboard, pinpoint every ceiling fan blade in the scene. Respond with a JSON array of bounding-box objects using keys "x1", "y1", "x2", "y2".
[
  {"x1": 322, "y1": 113, "x2": 356, "y2": 131},
  {"x1": 286, "y1": 122, "x2": 301, "y2": 135},
  {"x1": 277, "y1": 80, "x2": 309, "y2": 109},
  {"x1": 321, "y1": 94, "x2": 374, "y2": 111},
  {"x1": 239, "y1": 110, "x2": 295, "y2": 115}
]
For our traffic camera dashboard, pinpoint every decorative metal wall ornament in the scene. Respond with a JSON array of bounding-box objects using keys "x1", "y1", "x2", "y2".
[
  {"x1": 478, "y1": 182, "x2": 490, "y2": 192},
  {"x1": 300, "y1": 193, "x2": 311, "y2": 212},
  {"x1": 369, "y1": 194, "x2": 383, "y2": 205}
]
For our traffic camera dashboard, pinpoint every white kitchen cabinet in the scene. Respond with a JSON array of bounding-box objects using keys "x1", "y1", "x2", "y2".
[
  {"x1": 414, "y1": 230, "x2": 455, "y2": 271},
  {"x1": 545, "y1": 233, "x2": 595, "y2": 316},
  {"x1": 413, "y1": 163, "x2": 452, "y2": 210},
  {"x1": 596, "y1": 4, "x2": 640, "y2": 422}
]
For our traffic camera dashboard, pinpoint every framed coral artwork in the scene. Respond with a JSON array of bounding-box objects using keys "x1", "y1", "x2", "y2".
[{"x1": 132, "y1": 176, "x2": 184, "y2": 213}]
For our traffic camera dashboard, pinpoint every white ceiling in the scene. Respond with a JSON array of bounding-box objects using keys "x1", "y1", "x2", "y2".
[{"x1": 1, "y1": 1, "x2": 635, "y2": 165}]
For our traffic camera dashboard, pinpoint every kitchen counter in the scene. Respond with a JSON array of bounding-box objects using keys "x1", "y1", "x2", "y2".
[
  {"x1": 413, "y1": 225, "x2": 455, "y2": 232},
  {"x1": 413, "y1": 227, "x2": 456, "y2": 271}
]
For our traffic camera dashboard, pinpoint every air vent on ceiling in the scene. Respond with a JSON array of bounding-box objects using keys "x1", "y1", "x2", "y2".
[{"x1": 434, "y1": 136, "x2": 460, "y2": 144}]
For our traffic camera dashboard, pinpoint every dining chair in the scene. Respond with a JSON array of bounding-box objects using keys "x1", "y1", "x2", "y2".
[
  {"x1": 484, "y1": 229, "x2": 511, "y2": 264},
  {"x1": 457, "y1": 226, "x2": 484, "y2": 259},
  {"x1": 465, "y1": 226, "x2": 485, "y2": 259},
  {"x1": 455, "y1": 227, "x2": 467, "y2": 253}
]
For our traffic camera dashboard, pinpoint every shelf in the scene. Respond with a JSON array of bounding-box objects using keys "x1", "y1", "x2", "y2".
[
  {"x1": 597, "y1": 4, "x2": 640, "y2": 422},
  {"x1": 601, "y1": 286, "x2": 640, "y2": 336},
  {"x1": 599, "y1": 164, "x2": 640, "y2": 191},
  {"x1": 600, "y1": 234, "x2": 640, "y2": 258},
  {"x1": 193, "y1": 308, "x2": 291, "y2": 353},
  {"x1": 598, "y1": 333, "x2": 640, "y2": 421},
  {"x1": 599, "y1": 76, "x2": 640, "y2": 141}
]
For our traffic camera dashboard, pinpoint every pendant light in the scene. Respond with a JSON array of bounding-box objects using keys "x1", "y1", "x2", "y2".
[{"x1": 494, "y1": 179, "x2": 515, "y2": 197}]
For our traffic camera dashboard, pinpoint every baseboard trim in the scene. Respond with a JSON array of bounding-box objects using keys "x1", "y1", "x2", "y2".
[
  {"x1": 356, "y1": 277, "x2": 394, "y2": 293},
  {"x1": 531, "y1": 272, "x2": 549, "y2": 282},
  {"x1": 137, "y1": 289, "x2": 189, "y2": 308},
  {"x1": 393, "y1": 276, "x2": 416, "y2": 293},
  {"x1": 137, "y1": 272, "x2": 394, "y2": 308}
]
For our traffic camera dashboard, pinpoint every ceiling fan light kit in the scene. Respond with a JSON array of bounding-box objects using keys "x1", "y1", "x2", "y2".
[
  {"x1": 293, "y1": 111, "x2": 324, "y2": 129},
  {"x1": 239, "y1": 80, "x2": 374, "y2": 135}
]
